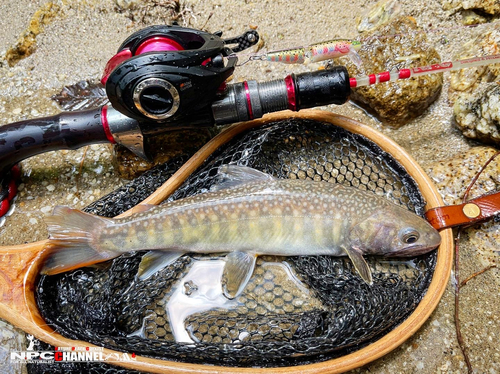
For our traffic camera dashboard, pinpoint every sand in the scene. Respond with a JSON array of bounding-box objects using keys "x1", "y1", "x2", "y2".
[{"x1": 0, "y1": 0, "x2": 499, "y2": 373}]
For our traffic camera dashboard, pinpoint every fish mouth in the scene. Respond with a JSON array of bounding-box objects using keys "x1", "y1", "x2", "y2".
[{"x1": 386, "y1": 243, "x2": 440, "y2": 257}]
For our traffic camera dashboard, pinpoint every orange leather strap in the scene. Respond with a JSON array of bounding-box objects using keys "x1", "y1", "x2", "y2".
[{"x1": 425, "y1": 191, "x2": 500, "y2": 230}]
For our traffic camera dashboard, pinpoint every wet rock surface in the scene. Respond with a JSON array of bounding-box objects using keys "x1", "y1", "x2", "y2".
[
  {"x1": 427, "y1": 146, "x2": 500, "y2": 205},
  {"x1": 356, "y1": 0, "x2": 401, "y2": 33},
  {"x1": 0, "y1": 0, "x2": 499, "y2": 373},
  {"x1": 448, "y1": 23, "x2": 500, "y2": 103},
  {"x1": 340, "y1": 16, "x2": 443, "y2": 127},
  {"x1": 454, "y1": 82, "x2": 500, "y2": 144},
  {"x1": 443, "y1": 0, "x2": 500, "y2": 15},
  {"x1": 0, "y1": 321, "x2": 27, "y2": 374}
]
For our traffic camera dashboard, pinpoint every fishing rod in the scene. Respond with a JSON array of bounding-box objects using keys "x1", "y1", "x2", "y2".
[
  {"x1": 349, "y1": 54, "x2": 500, "y2": 87},
  {"x1": 0, "y1": 24, "x2": 352, "y2": 218},
  {"x1": 1, "y1": 24, "x2": 500, "y2": 219}
]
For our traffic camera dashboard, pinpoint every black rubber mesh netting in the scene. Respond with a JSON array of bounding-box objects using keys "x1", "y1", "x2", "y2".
[{"x1": 31, "y1": 118, "x2": 437, "y2": 373}]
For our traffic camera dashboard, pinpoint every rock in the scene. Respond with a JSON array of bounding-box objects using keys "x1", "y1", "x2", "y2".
[
  {"x1": 454, "y1": 82, "x2": 500, "y2": 144},
  {"x1": 448, "y1": 24, "x2": 500, "y2": 103},
  {"x1": 0, "y1": 320, "x2": 27, "y2": 374},
  {"x1": 356, "y1": 0, "x2": 401, "y2": 34},
  {"x1": 339, "y1": 16, "x2": 443, "y2": 127},
  {"x1": 461, "y1": 10, "x2": 488, "y2": 25},
  {"x1": 5, "y1": 2, "x2": 61, "y2": 67},
  {"x1": 442, "y1": 0, "x2": 500, "y2": 15}
]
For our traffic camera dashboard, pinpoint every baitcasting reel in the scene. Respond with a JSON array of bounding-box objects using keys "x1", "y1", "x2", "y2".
[{"x1": 0, "y1": 24, "x2": 351, "y2": 217}]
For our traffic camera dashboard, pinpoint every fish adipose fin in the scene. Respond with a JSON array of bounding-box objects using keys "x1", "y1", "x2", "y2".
[
  {"x1": 222, "y1": 251, "x2": 257, "y2": 299},
  {"x1": 42, "y1": 206, "x2": 116, "y2": 275},
  {"x1": 211, "y1": 164, "x2": 275, "y2": 191},
  {"x1": 137, "y1": 250, "x2": 184, "y2": 280},
  {"x1": 344, "y1": 246, "x2": 373, "y2": 285}
]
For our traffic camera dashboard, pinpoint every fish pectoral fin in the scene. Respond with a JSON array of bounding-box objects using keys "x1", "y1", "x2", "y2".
[
  {"x1": 344, "y1": 246, "x2": 373, "y2": 285},
  {"x1": 222, "y1": 251, "x2": 257, "y2": 299},
  {"x1": 211, "y1": 164, "x2": 275, "y2": 191},
  {"x1": 137, "y1": 250, "x2": 184, "y2": 280}
]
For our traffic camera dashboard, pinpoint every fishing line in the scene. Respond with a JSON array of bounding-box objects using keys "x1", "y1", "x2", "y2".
[{"x1": 234, "y1": 19, "x2": 500, "y2": 66}]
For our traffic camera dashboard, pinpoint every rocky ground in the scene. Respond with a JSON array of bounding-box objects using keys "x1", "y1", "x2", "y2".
[{"x1": 0, "y1": 0, "x2": 499, "y2": 373}]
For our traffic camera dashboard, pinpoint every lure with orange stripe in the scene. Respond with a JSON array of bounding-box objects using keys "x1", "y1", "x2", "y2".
[{"x1": 254, "y1": 39, "x2": 363, "y2": 66}]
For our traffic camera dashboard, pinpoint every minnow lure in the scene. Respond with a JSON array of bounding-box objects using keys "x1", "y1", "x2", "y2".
[
  {"x1": 250, "y1": 39, "x2": 363, "y2": 66},
  {"x1": 42, "y1": 165, "x2": 441, "y2": 299}
]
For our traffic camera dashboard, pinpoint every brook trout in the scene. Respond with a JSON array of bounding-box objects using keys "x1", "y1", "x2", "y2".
[{"x1": 43, "y1": 165, "x2": 441, "y2": 299}]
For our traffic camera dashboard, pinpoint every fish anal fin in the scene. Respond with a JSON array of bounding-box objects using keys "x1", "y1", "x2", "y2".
[
  {"x1": 344, "y1": 246, "x2": 373, "y2": 285},
  {"x1": 137, "y1": 250, "x2": 184, "y2": 280},
  {"x1": 222, "y1": 251, "x2": 257, "y2": 299},
  {"x1": 211, "y1": 165, "x2": 274, "y2": 191}
]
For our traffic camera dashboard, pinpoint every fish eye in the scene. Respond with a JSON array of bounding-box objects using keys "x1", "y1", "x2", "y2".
[{"x1": 399, "y1": 228, "x2": 420, "y2": 244}]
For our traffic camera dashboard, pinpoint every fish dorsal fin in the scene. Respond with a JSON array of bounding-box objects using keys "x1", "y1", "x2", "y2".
[
  {"x1": 344, "y1": 246, "x2": 373, "y2": 285},
  {"x1": 211, "y1": 165, "x2": 275, "y2": 191},
  {"x1": 222, "y1": 251, "x2": 257, "y2": 299},
  {"x1": 137, "y1": 250, "x2": 184, "y2": 280}
]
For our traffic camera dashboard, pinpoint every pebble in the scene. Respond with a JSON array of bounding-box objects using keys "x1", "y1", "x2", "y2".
[{"x1": 41, "y1": 206, "x2": 52, "y2": 214}]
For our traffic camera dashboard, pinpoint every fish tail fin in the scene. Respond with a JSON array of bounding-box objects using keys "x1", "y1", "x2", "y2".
[{"x1": 42, "y1": 206, "x2": 116, "y2": 275}]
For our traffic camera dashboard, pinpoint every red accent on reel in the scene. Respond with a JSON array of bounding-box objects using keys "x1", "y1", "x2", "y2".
[
  {"x1": 135, "y1": 36, "x2": 185, "y2": 55},
  {"x1": 100, "y1": 106, "x2": 116, "y2": 144},
  {"x1": 101, "y1": 49, "x2": 133, "y2": 85},
  {"x1": 243, "y1": 81, "x2": 254, "y2": 120},
  {"x1": 101, "y1": 36, "x2": 186, "y2": 85},
  {"x1": 284, "y1": 75, "x2": 297, "y2": 111}
]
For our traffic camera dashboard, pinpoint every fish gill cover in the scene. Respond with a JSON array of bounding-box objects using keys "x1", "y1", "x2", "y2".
[{"x1": 33, "y1": 119, "x2": 436, "y2": 372}]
